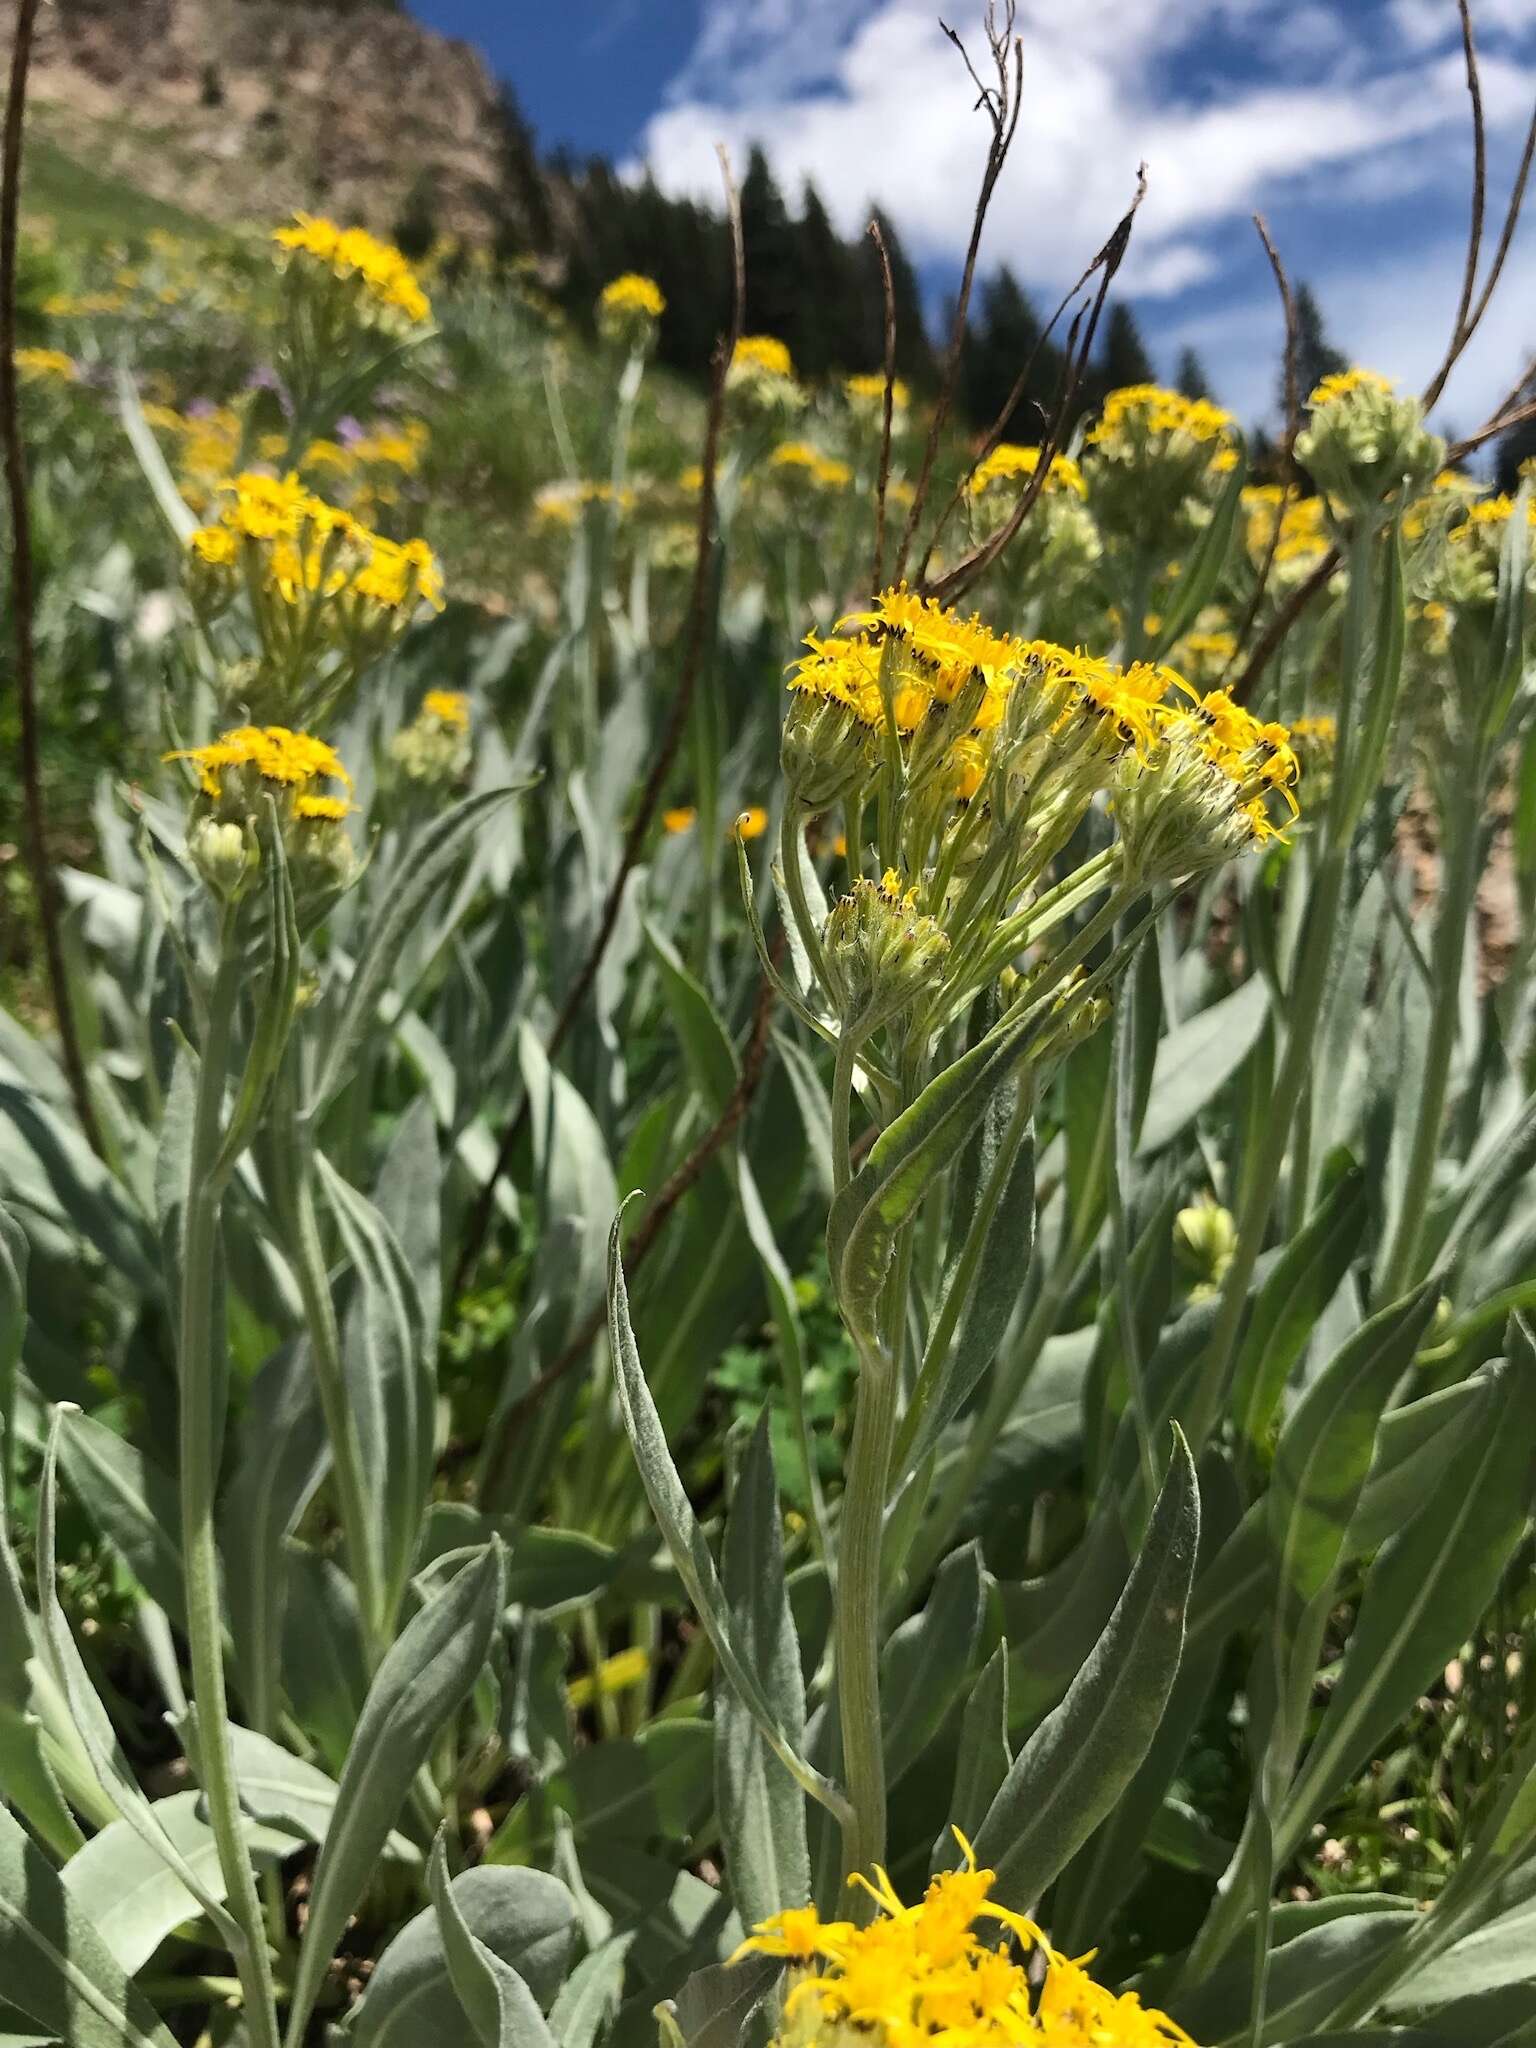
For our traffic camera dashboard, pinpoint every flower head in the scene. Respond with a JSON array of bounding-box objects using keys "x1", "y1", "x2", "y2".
[
  {"x1": 732, "y1": 335, "x2": 793, "y2": 381},
  {"x1": 598, "y1": 272, "x2": 665, "y2": 350},
  {"x1": 969, "y1": 443, "x2": 1087, "y2": 500},
  {"x1": 846, "y1": 371, "x2": 911, "y2": 413},
  {"x1": 735, "y1": 1837, "x2": 1193, "y2": 2048},
  {"x1": 273, "y1": 213, "x2": 430, "y2": 324},
  {"x1": 13, "y1": 346, "x2": 78, "y2": 382},
  {"x1": 1295, "y1": 367, "x2": 1443, "y2": 510}
]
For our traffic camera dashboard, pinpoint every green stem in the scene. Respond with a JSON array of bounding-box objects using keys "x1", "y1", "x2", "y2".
[
  {"x1": 833, "y1": 1333, "x2": 899, "y2": 1889},
  {"x1": 179, "y1": 947, "x2": 283, "y2": 2048}
]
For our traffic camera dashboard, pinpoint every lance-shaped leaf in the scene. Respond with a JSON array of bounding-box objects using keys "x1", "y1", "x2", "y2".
[
  {"x1": 317, "y1": 1144, "x2": 434, "y2": 1623},
  {"x1": 0, "y1": 1800, "x2": 179, "y2": 2048},
  {"x1": 0, "y1": 1204, "x2": 25, "y2": 1501},
  {"x1": 881, "y1": 1541, "x2": 985, "y2": 1790},
  {"x1": 934, "y1": 1643, "x2": 1012, "y2": 1871},
  {"x1": 1136, "y1": 974, "x2": 1269, "y2": 1158},
  {"x1": 717, "y1": 1410, "x2": 810, "y2": 1930},
  {"x1": 36, "y1": 1409, "x2": 239, "y2": 1950},
  {"x1": 284, "y1": 1540, "x2": 506, "y2": 2046},
  {"x1": 0, "y1": 1499, "x2": 88, "y2": 1858},
  {"x1": 220, "y1": 1338, "x2": 329, "y2": 1732},
  {"x1": 1268, "y1": 1282, "x2": 1441, "y2": 1617},
  {"x1": 607, "y1": 1212, "x2": 849, "y2": 1828},
  {"x1": 61, "y1": 1789, "x2": 297, "y2": 1976},
  {"x1": 309, "y1": 786, "x2": 525, "y2": 1118},
  {"x1": 972, "y1": 1428, "x2": 1198, "y2": 1910},
  {"x1": 58, "y1": 1414, "x2": 184, "y2": 1629},
  {"x1": 547, "y1": 1935, "x2": 633, "y2": 2048},
  {"x1": 353, "y1": 1863, "x2": 578, "y2": 2048},
  {"x1": 1278, "y1": 1350, "x2": 1536, "y2": 1862},
  {"x1": 668, "y1": 1952, "x2": 782, "y2": 2048},
  {"x1": 1231, "y1": 1157, "x2": 1369, "y2": 1450},
  {"x1": 431, "y1": 1832, "x2": 561, "y2": 2048}
]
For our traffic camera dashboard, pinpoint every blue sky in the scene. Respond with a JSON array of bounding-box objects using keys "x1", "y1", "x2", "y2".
[{"x1": 411, "y1": 0, "x2": 1535, "y2": 434}]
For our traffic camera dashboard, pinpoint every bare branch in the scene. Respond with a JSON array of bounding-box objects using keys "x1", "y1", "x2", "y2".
[
  {"x1": 1422, "y1": 0, "x2": 1488, "y2": 414},
  {"x1": 1224, "y1": 214, "x2": 1298, "y2": 677},
  {"x1": 892, "y1": 1, "x2": 1024, "y2": 583},
  {"x1": 868, "y1": 217, "x2": 898, "y2": 593},
  {"x1": 455, "y1": 146, "x2": 746, "y2": 1292},
  {"x1": 2, "y1": 0, "x2": 104, "y2": 1156},
  {"x1": 920, "y1": 167, "x2": 1147, "y2": 608}
]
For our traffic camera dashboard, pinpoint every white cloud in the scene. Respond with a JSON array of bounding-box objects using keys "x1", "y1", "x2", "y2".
[
  {"x1": 632, "y1": 0, "x2": 1535, "y2": 307},
  {"x1": 1165, "y1": 230, "x2": 1536, "y2": 438}
]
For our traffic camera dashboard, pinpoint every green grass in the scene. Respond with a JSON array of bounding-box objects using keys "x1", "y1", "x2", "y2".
[{"x1": 21, "y1": 133, "x2": 217, "y2": 242}]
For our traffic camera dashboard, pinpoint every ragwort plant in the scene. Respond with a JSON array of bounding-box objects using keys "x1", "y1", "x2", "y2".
[{"x1": 3, "y1": 10, "x2": 1536, "y2": 2046}]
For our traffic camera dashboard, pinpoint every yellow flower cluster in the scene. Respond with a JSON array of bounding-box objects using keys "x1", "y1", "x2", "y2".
[
  {"x1": 1246, "y1": 487, "x2": 1330, "y2": 561},
  {"x1": 1088, "y1": 385, "x2": 1233, "y2": 447},
  {"x1": 273, "y1": 213, "x2": 431, "y2": 325},
  {"x1": 422, "y1": 688, "x2": 470, "y2": 730},
  {"x1": 13, "y1": 347, "x2": 77, "y2": 382},
  {"x1": 167, "y1": 725, "x2": 352, "y2": 821},
  {"x1": 785, "y1": 586, "x2": 1298, "y2": 850},
  {"x1": 772, "y1": 442, "x2": 853, "y2": 489},
  {"x1": 969, "y1": 444, "x2": 1087, "y2": 499},
  {"x1": 1308, "y1": 367, "x2": 1394, "y2": 407},
  {"x1": 189, "y1": 472, "x2": 444, "y2": 614},
  {"x1": 732, "y1": 334, "x2": 795, "y2": 380},
  {"x1": 42, "y1": 291, "x2": 127, "y2": 318},
  {"x1": 534, "y1": 479, "x2": 634, "y2": 526},
  {"x1": 846, "y1": 371, "x2": 912, "y2": 411},
  {"x1": 599, "y1": 273, "x2": 666, "y2": 319},
  {"x1": 737, "y1": 1837, "x2": 1194, "y2": 2048}
]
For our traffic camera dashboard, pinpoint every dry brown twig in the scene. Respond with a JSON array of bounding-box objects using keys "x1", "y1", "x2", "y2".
[
  {"x1": 922, "y1": 169, "x2": 1147, "y2": 608},
  {"x1": 1235, "y1": 0, "x2": 1535, "y2": 708},
  {"x1": 868, "y1": 218, "x2": 899, "y2": 593},
  {"x1": 2, "y1": 0, "x2": 104, "y2": 1155},
  {"x1": 455, "y1": 147, "x2": 746, "y2": 1292},
  {"x1": 1225, "y1": 213, "x2": 1299, "y2": 686},
  {"x1": 892, "y1": 0, "x2": 1024, "y2": 584}
]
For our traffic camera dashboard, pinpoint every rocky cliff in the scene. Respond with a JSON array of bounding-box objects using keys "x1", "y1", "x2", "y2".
[{"x1": 12, "y1": 0, "x2": 525, "y2": 242}]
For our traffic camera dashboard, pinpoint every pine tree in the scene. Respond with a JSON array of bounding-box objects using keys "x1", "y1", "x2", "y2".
[
  {"x1": 962, "y1": 266, "x2": 1059, "y2": 440},
  {"x1": 492, "y1": 82, "x2": 550, "y2": 255},
  {"x1": 1176, "y1": 346, "x2": 1213, "y2": 402},
  {"x1": 1290, "y1": 283, "x2": 1348, "y2": 412},
  {"x1": 1097, "y1": 302, "x2": 1154, "y2": 397},
  {"x1": 739, "y1": 146, "x2": 801, "y2": 348},
  {"x1": 794, "y1": 183, "x2": 858, "y2": 377}
]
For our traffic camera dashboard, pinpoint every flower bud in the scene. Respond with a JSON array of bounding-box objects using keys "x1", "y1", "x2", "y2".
[
  {"x1": 1295, "y1": 370, "x2": 1443, "y2": 513},
  {"x1": 1175, "y1": 1197, "x2": 1237, "y2": 1291},
  {"x1": 189, "y1": 816, "x2": 257, "y2": 900},
  {"x1": 820, "y1": 871, "x2": 950, "y2": 1037}
]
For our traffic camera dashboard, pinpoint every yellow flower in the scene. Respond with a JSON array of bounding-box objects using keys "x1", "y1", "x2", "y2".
[
  {"x1": 418, "y1": 691, "x2": 468, "y2": 732},
  {"x1": 1308, "y1": 366, "x2": 1394, "y2": 407},
  {"x1": 293, "y1": 792, "x2": 355, "y2": 822},
  {"x1": 969, "y1": 443, "x2": 1087, "y2": 499},
  {"x1": 731, "y1": 334, "x2": 794, "y2": 380},
  {"x1": 737, "y1": 806, "x2": 770, "y2": 841},
  {"x1": 167, "y1": 724, "x2": 351, "y2": 800},
  {"x1": 771, "y1": 443, "x2": 852, "y2": 489},
  {"x1": 566, "y1": 1644, "x2": 650, "y2": 1708},
  {"x1": 273, "y1": 212, "x2": 431, "y2": 324},
  {"x1": 663, "y1": 806, "x2": 698, "y2": 833},
  {"x1": 841, "y1": 587, "x2": 1028, "y2": 704},
  {"x1": 735, "y1": 1835, "x2": 1193, "y2": 2048},
  {"x1": 189, "y1": 474, "x2": 443, "y2": 615},
  {"x1": 1088, "y1": 384, "x2": 1233, "y2": 446},
  {"x1": 846, "y1": 371, "x2": 911, "y2": 411},
  {"x1": 599, "y1": 272, "x2": 666, "y2": 319},
  {"x1": 13, "y1": 346, "x2": 77, "y2": 382}
]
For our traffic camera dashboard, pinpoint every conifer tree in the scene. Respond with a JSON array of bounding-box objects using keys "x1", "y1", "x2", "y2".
[
  {"x1": 1290, "y1": 282, "x2": 1348, "y2": 408},
  {"x1": 1098, "y1": 302, "x2": 1155, "y2": 395},
  {"x1": 1176, "y1": 345, "x2": 1213, "y2": 402}
]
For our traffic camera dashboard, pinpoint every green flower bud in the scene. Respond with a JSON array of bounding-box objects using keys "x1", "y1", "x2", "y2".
[
  {"x1": 821, "y1": 871, "x2": 949, "y2": 1037},
  {"x1": 1294, "y1": 370, "x2": 1443, "y2": 512},
  {"x1": 188, "y1": 815, "x2": 257, "y2": 901}
]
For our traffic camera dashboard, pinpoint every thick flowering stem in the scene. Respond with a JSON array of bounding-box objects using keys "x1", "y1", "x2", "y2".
[
  {"x1": 179, "y1": 938, "x2": 283, "y2": 2048},
  {"x1": 834, "y1": 1330, "x2": 900, "y2": 1892}
]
